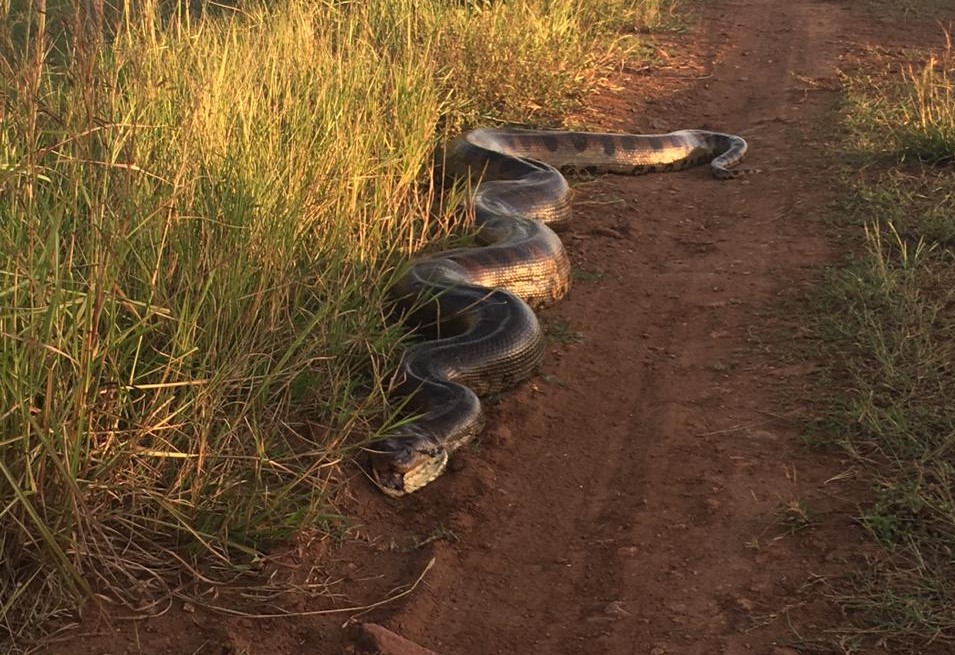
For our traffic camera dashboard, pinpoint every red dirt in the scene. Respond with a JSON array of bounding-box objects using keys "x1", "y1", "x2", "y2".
[{"x1": 41, "y1": 1, "x2": 949, "y2": 654}]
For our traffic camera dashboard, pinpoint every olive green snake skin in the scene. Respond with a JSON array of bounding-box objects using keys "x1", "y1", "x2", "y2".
[{"x1": 368, "y1": 128, "x2": 751, "y2": 497}]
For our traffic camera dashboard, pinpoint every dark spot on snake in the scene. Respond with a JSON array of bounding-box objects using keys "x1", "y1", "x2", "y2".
[
  {"x1": 571, "y1": 135, "x2": 589, "y2": 152},
  {"x1": 620, "y1": 135, "x2": 638, "y2": 151},
  {"x1": 542, "y1": 134, "x2": 560, "y2": 152},
  {"x1": 602, "y1": 140, "x2": 616, "y2": 157}
]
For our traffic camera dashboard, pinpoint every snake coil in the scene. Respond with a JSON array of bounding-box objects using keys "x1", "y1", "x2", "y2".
[{"x1": 368, "y1": 128, "x2": 751, "y2": 496}]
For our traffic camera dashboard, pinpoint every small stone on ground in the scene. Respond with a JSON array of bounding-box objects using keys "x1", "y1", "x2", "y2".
[{"x1": 353, "y1": 622, "x2": 442, "y2": 655}]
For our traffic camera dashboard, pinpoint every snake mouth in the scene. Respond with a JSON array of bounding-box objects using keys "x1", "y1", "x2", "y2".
[
  {"x1": 367, "y1": 438, "x2": 449, "y2": 498},
  {"x1": 369, "y1": 465, "x2": 409, "y2": 498}
]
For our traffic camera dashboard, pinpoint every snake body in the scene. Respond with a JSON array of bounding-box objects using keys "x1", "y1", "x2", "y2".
[{"x1": 369, "y1": 128, "x2": 750, "y2": 497}]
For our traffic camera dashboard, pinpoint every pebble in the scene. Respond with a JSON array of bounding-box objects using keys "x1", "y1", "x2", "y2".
[{"x1": 352, "y1": 623, "x2": 442, "y2": 655}]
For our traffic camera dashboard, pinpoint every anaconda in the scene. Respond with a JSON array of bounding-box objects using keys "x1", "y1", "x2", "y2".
[{"x1": 368, "y1": 128, "x2": 751, "y2": 497}]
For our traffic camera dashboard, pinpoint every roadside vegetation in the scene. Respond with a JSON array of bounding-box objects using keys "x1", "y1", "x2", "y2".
[
  {"x1": 0, "y1": 0, "x2": 676, "y2": 648},
  {"x1": 813, "y1": 32, "x2": 955, "y2": 652}
]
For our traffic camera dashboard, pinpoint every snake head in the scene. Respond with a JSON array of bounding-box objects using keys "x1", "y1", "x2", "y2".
[{"x1": 367, "y1": 430, "x2": 449, "y2": 498}]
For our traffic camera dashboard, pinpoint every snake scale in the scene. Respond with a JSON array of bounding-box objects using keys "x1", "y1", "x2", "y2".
[{"x1": 368, "y1": 127, "x2": 750, "y2": 497}]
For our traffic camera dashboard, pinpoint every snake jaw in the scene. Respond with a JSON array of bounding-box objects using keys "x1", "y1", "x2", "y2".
[
  {"x1": 369, "y1": 468, "x2": 410, "y2": 498},
  {"x1": 368, "y1": 435, "x2": 449, "y2": 497}
]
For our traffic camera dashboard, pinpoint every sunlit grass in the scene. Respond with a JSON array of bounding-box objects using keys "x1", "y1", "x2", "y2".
[
  {"x1": 844, "y1": 31, "x2": 955, "y2": 164},
  {"x1": 811, "y1": 31, "x2": 955, "y2": 652},
  {"x1": 0, "y1": 0, "x2": 675, "y2": 647}
]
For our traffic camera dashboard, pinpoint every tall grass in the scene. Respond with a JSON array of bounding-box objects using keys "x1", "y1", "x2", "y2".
[
  {"x1": 0, "y1": 0, "x2": 674, "y2": 647},
  {"x1": 814, "y1": 33, "x2": 955, "y2": 652}
]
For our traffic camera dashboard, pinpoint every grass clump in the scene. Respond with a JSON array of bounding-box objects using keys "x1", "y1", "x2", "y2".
[
  {"x1": 813, "y1": 32, "x2": 955, "y2": 652},
  {"x1": 844, "y1": 32, "x2": 955, "y2": 165},
  {"x1": 0, "y1": 0, "x2": 674, "y2": 648},
  {"x1": 858, "y1": 0, "x2": 955, "y2": 21}
]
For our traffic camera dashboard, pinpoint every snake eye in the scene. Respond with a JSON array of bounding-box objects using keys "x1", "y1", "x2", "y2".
[{"x1": 369, "y1": 436, "x2": 417, "y2": 470}]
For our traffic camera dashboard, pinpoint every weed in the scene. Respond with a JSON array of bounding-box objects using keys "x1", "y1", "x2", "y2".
[
  {"x1": 843, "y1": 31, "x2": 955, "y2": 165},
  {"x1": 412, "y1": 526, "x2": 460, "y2": 550},
  {"x1": 544, "y1": 319, "x2": 585, "y2": 345},
  {"x1": 572, "y1": 268, "x2": 605, "y2": 282},
  {"x1": 776, "y1": 498, "x2": 818, "y2": 534},
  {"x1": 810, "y1": 29, "x2": 955, "y2": 651}
]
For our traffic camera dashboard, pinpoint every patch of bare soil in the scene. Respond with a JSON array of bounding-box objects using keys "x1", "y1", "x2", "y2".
[{"x1": 40, "y1": 1, "x2": 948, "y2": 654}]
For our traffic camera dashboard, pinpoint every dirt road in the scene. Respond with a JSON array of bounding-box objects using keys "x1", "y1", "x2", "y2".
[
  {"x1": 55, "y1": 1, "x2": 942, "y2": 654},
  {"x1": 344, "y1": 1, "x2": 854, "y2": 652}
]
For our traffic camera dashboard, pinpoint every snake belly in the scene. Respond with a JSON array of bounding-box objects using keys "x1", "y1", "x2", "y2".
[{"x1": 368, "y1": 128, "x2": 750, "y2": 497}]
